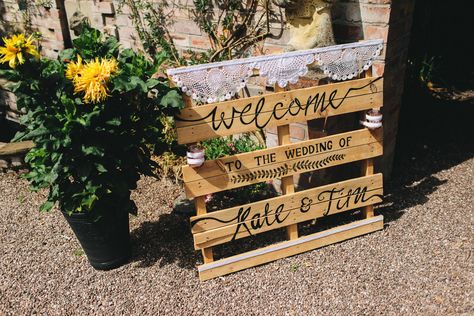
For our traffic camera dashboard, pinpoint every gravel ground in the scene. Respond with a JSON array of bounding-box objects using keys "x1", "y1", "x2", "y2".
[
  {"x1": 1, "y1": 157, "x2": 473, "y2": 315},
  {"x1": 1, "y1": 101, "x2": 474, "y2": 315}
]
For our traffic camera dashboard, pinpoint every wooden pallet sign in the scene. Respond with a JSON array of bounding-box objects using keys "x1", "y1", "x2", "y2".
[
  {"x1": 175, "y1": 77, "x2": 383, "y2": 144},
  {"x1": 168, "y1": 39, "x2": 385, "y2": 281}
]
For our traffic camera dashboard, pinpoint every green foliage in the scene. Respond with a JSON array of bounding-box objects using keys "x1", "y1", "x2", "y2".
[
  {"x1": 119, "y1": 0, "x2": 283, "y2": 64},
  {"x1": 0, "y1": 26, "x2": 184, "y2": 218},
  {"x1": 64, "y1": 27, "x2": 121, "y2": 60},
  {"x1": 203, "y1": 134, "x2": 263, "y2": 160},
  {"x1": 73, "y1": 248, "x2": 84, "y2": 257},
  {"x1": 418, "y1": 55, "x2": 438, "y2": 84},
  {"x1": 117, "y1": 0, "x2": 181, "y2": 64},
  {"x1": 290, "y1": 263, "x2": 299, "y2": 272}
]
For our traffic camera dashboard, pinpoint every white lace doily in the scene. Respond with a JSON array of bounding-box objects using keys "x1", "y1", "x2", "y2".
[
  {"x1": 172, "y1": 64, "x2": 254, "y2": 103},
  {"x1": 255, "y1": 54, "x2": 315, "y2": 88},
  {"x1": 315, "y1": 43, "x2": 383, "y2": 80},
  {"x1": 167, "y1": 39, "x2": 384, "y2": 104}
]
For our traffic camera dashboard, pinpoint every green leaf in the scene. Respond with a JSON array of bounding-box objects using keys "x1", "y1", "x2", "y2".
[
  {"x1": 8, "y1": 81, "x2": 21, "y2": 93},
  {"x1": 95, "y1": 163, "x2": 107, "y2": 173},
  {"x1": 112, "y1": 76, "x2": 147, "y2": 93},
  {"x1": 82, "y1": 194, "x2": 98, "y2": 210},
  {"x1": 153, "y1": 50, "x2": 170, "y2": 68},
  {"x1": 0, "y1": 69, "x2": 18, "y2": 80},
  {"x1": 76, "y1": 117, "x2": 87, "y2": 126},
  {"x1": 81, "y1": 145, "x2": 105, "y2": 156},
  {"x1": 106, "y1": 117, "x2": 121, "y2": 126},
  {"x1": 102, "y1": 36, "x2": 120, "y2": 57},
  {"x1": 40, "y1": 201, "x2": 54, "y2": 212},
  {"x1": 146, "y1": 78, "x2": 160, "y2": 89},
  {"x1": 118, "y1": 48, "x2": 135, "y2": 62},
  {"x1": 59, "y1": 48, "x2": 76, "y2": 62},
  {"x1": 160, "y1": 90, "x2": 184, "y2": 109},
  {"x1": 15, "y1": 126, "x2": 50, "y2": 141}
]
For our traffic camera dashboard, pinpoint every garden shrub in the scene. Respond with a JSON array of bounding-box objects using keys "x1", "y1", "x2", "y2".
[{"x1": 0, "y1": 26, "x2": 183, "y2": 217}]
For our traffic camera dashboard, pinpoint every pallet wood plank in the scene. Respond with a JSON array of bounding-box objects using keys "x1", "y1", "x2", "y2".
[
  {"x1": 183, "y1": 128, "x2": 383, "y2": 198},
  {"x1": 198, "y1": 215, "x2": 384, "y2": 280},
  {"x1": 361, "y1": 151, "x2": 375, "y2": 218},
  {"x1": 176, "y1": 77, "x2": 382, "y2": 127},
  {"x1": 0, "y1": 141, "x2": 34, "y2": 156},
  {"x1": 191, "y1": 174, "x2": 382, "y2": 233},
  {"x1": 194, "y1": 196, "x2": 214, "y2": 263},
  {"x1": 176, "y1": 77, "x2": 383, "y2": 143},
  {"x1": 191, "y1": 174, "x2": 383, "y2": 249},
  {"x1": 179, "y1": 91, "x2": 215, "y2": 264},
  {"x1": 361, "y1": 67, "x2": 376, "y2": 219},
  {"x1": 275, "y1": 84, "x2": 299, "y2": 241}
]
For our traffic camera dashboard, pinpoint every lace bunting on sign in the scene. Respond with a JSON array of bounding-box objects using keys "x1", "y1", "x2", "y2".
[
  {"x1": 167, "y1": 39, "x2": 384, "y2": 104},
  {"x1": 255, "y1": 54, "x2": 315, "y2": 88},
  {"x1": 315, "y1": 43, "x2": 383, "y2": 80},
  {"x1": 171, "y1": 64, "x2": 254, "y2": 103}
]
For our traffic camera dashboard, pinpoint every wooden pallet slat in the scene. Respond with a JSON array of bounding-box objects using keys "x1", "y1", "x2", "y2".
[
  {"x1": 361, "y1": 67, "x2": 377, "y2": 219},
  {"x1": 191, "y1": 174, "x2": 383, "y2": 232},
  {"x1": 191, "y1": 174, "x2": 383, "y2": 249},
  {"x1": 183, "y1": 128, "x2": 383, "y2": 198},
  {"x1": 176, "y1": 77, "x2": 383, "y2": 144},
  {"x1": 180, "y1": 92, "x2": 215, "y2": 264},
  {"x1": 198, "y1": 215, "x2": 384, "y2": 281},
  {"x1": 275, "y1": 84, "x2": 299, "y2": 241}
]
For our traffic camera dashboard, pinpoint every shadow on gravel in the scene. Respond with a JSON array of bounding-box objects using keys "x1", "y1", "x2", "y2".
[
  {"x1": 379, "y1": 87, "x2": 474, "y2": 224},
  {"x1": 130, "y1": 213, "x2": 199, "y2": 269}
]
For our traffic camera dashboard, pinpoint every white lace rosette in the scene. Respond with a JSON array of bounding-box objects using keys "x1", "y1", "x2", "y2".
[
  {"x1": 169, "y1": 64, "x2": 254, "y2": 104},
  {"x1": 167, "y1": 39, "x2": 384, "y2": 104},
  {"x1": 255, "y1": 54, "x2": 315, "y2": 88},
  {"x1": 315, "y1": 42, "x2": 383, "y2": 80}
]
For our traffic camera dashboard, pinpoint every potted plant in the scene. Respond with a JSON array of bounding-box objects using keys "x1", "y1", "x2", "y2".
[{"x1": 0, "y1": 27, "x2": 183, "y2": 269}]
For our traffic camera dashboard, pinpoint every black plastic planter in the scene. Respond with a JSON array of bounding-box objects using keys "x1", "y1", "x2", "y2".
[{"x1": 62, "y1": 209, "x2": 131, "y2": 270}]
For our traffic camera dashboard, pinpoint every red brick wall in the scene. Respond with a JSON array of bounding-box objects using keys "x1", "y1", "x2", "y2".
[
  {"x1": 1, "y1": 0, "x2": 414, "y2": 179},
  {"x1": 265, "y1": 0, "x2": 415, "y2": 183}
]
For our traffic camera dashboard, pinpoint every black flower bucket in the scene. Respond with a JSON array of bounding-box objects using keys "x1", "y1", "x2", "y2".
[{"x1": 62, "y1": 207, "x2": 131, "y2": 270}]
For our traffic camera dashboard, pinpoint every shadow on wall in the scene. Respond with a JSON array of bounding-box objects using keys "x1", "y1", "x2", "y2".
[
  {"x1": 0, "y1": 0, "x2": 24, "y2": 36},
  {"x1": 331, "y1": 0, "x2": 364, "y2": 43}
]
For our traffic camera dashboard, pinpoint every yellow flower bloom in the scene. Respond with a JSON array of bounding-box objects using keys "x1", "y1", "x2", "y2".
[
  {"x1": 73, "y1": 57, "x2": 118, "y2": 104},
  {"x1": 0, "y1": 33, "x2": 39, "y2": 68},
  {"x1": 65, "y1": 55, "x2": 84, "y2": 82}
]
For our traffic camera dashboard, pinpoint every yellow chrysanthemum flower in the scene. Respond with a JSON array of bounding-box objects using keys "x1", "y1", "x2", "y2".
[
  {"x1": 0, "y1": 33, "x2": 39, "y2": 68},
  {"x1": 72, "y1": 57, "x2": 118, "y2": 104},
  {"x1": 65, "y1": 55, "x2": 84, "y2": 82}
]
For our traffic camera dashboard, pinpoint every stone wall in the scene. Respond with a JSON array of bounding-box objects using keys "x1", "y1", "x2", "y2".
[
  {"x1": 0, "y1": 0, "x2": 68, "y2": 57},
  {"x1": 60, "y1": 0, "x2": 293, "y2": 54},
  {"x1": 0, "y1": 0, "x2": 414, "y2": 179}
]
